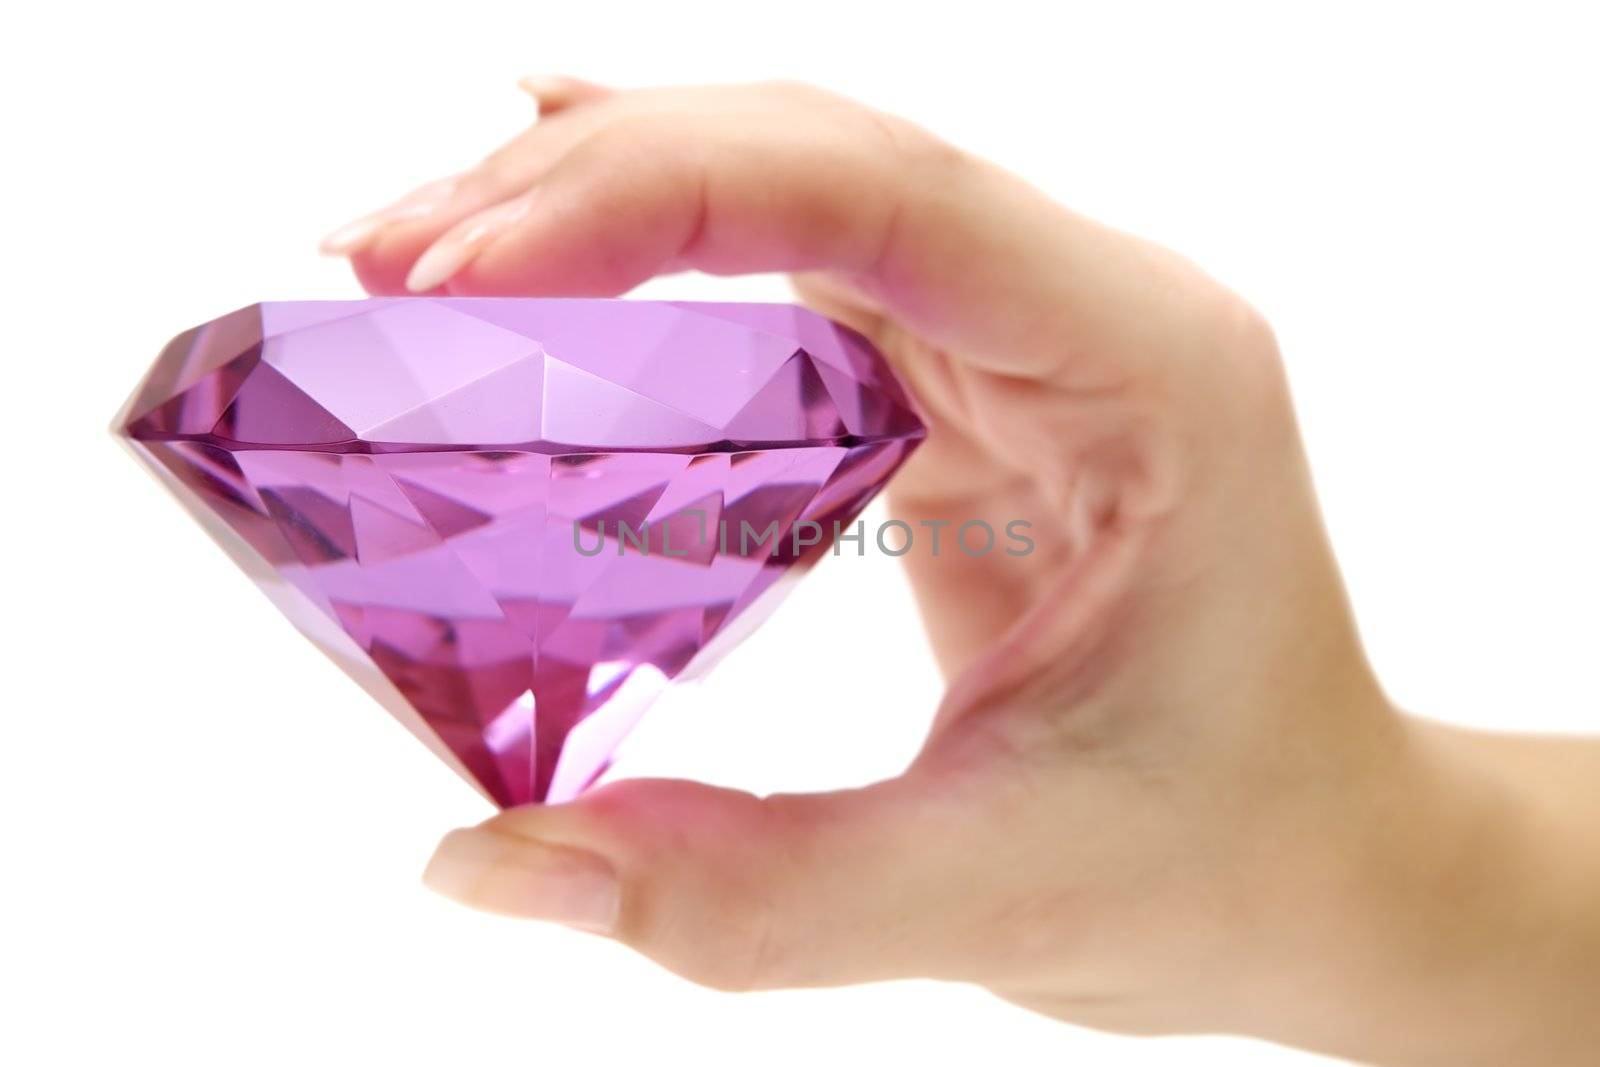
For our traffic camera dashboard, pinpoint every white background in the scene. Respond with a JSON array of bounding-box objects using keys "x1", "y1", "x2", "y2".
[{"x1": 4, "y1": 2, "x2": 1595, "y2": 1064}]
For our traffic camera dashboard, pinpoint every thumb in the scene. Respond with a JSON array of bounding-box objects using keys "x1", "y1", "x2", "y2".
[{"x1": 422, "y1": 771, "x2": 988, "y2": 990}]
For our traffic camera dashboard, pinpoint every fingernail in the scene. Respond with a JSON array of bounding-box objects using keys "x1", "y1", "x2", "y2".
[
  {"x1": 318, "y1": 177, "x2": 463, "y2": 256},
  {"x1": 390, "y1": 176, "x2": 461, "y2": 213},
  {"x1": 404, "y1": 195, "x2": 532, "y2": 292},
  {"x1": 517, "y1": 74, "x2": 564, "y2": 99},
  {"x1": 319, "y1": 215, "x2": 387, "y2": 255},
  {"x1": 423, "y1": 828, "x2": 620, "y2": 933},
  {"x1": 517, "y1": 74, "x2": 573, "y2": 112}
]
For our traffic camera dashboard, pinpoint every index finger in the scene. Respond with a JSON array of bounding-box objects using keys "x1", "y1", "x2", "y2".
[{"x1": 397, "y1": 83, "x2": 1235, "y2": 388}]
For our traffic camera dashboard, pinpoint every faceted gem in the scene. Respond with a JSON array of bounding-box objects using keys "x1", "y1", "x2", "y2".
[{"x1": 115, "y1": 299, "x2": 924, "y2": 806}]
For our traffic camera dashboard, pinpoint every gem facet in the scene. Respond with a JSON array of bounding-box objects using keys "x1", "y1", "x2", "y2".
[{"x1": 115, "y1": 299, "x2": 923, "y2": 805}]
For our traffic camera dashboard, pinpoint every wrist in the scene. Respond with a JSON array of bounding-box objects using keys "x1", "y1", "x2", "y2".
[{"x1": 1240, "y1": 713, "x2": 1600, "y2": 1065}]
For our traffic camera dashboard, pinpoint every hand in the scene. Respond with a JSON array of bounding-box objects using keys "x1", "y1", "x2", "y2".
[{"x1": 323, "y1": 79, "x2": 1600, "y2": 1065}]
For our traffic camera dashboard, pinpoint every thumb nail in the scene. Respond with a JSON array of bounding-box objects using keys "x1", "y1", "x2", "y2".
[{"x1": 423, "y1": 828, "x2": 620, "y2": 933}]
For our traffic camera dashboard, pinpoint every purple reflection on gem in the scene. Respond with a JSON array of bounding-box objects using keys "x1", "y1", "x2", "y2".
[{"x1": 117, "y1": 299, "x2": 924, "y2": 806}]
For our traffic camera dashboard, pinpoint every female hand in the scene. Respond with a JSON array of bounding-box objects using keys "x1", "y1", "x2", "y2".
[{"x1": 323, "y1": 79, "x2": 1600, "y2": 1065}]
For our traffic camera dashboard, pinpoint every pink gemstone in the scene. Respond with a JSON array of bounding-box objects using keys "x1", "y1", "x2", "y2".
[{"x1": 115, "y1": 299, "x2": 923, "y2": 805}]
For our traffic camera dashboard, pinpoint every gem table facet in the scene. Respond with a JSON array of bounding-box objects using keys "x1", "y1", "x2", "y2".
[{"x1": 115, "y1": 299, "x2": 924, "y2": 806}]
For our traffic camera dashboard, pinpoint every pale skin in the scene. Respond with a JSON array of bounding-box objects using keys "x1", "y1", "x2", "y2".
[{"x1": 322, "y1": 79, "x2": 1600, "y2": 1065}]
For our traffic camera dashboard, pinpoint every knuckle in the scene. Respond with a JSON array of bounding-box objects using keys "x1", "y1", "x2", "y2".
[
  {"x1": 642, "y1": 881, "x2": 792, "y2": 994},
  {"x1": 558, "y1": 118, "x2": 703, "y2": 212},
  {"x1": 760, "y1": 79, "x2": 968, "y2": 179},
  {"x1": 585, "y1": 783, "x2": 803, "y2": 994},
  {"x1": 570, "y1": 117, "x2": 707, "y2": 200},
  {"x1": 587, "y1": 112, "x2": 695, "y2": 158},
  {"x1": 870, "y1": 109, "x2": 966, "y2": 174},
  {"x1": 1212, "y1": 291, "x2": 1281, "y2": 366},
  {"x1": 1208, "y1": 294, "x2": 1293, "y2": 416},
  {"x1": 1151, "y1": 274, "x2": 1290, "y2": 416}
]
